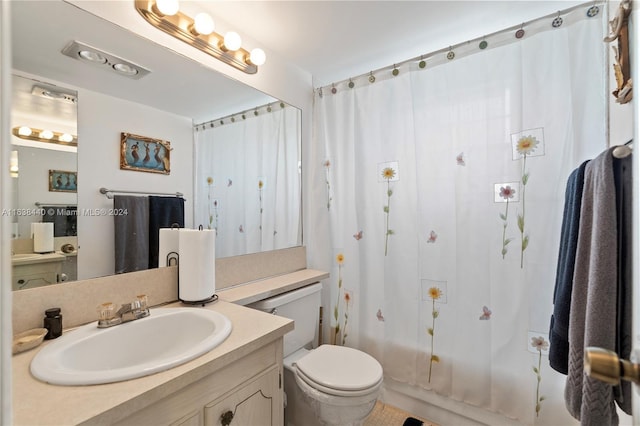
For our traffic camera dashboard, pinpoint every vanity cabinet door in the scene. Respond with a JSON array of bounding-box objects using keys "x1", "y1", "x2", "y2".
[
  {"x1": 170, "y1": 409, "x2": 203, "y2": 426},
  {"x1": 12, "y1": 262, "x2": 62, "y2": 290},
  {"x1": 204, "y1": 366, "x2": 282, "y2": 426}
]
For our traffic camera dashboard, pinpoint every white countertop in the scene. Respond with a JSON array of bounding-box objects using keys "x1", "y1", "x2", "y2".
[
  {"x1": 12, "y1": 300, "x2": 293, "y2": 425},
  {"x1": 217, "y1": 269, "x2": 329, "y2": 305},
  {"x1": 11, "y1": 252, "x2": 66, "y2": 266}
]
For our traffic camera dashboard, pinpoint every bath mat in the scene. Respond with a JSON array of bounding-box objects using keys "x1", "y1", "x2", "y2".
[{"x1": 364, "y1": 402, "x2": 437, "y2": 426}]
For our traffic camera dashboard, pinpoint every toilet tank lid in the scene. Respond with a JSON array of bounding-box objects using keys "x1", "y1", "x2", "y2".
[{"x1": 247, "y1": 282, "x2": 322, "y2": 310}]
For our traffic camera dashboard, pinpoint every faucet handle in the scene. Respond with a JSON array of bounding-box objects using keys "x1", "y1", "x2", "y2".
[
  {"x1": 135, "y1": 294, "x2": 148, "y2": 310},
  {"x1": 97, "y1": 302, "x2": 116, "y2": 321}
]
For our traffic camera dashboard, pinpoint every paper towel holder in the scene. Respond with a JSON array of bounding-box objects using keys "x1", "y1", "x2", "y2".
[{"x1": 168, "y1": 250, "x2": 219, "y2": 307}]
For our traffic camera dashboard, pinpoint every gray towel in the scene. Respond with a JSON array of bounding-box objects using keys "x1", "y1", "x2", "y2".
[
  {"x1": 114, "y1": 195, "x2": 150, "y2": 274},
  {"x1": 565, "y1": 148, "x2": 618, "y2": 425}
]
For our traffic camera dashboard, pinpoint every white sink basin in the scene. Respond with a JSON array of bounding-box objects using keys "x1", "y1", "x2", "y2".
[{"x1": 30, "y1": 307, "x2": 232, "y2": 386}]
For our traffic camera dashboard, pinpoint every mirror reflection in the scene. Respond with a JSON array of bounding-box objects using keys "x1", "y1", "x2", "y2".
[
  {"x1": 194, "y1": 103, "x2": 301, "y2": 258},
  {"x1": 10, "y1": 0, "x2": 302, "y2": 289},
  {"x1": 10, "y1": 75, "x2": 79, "y2": 290}
]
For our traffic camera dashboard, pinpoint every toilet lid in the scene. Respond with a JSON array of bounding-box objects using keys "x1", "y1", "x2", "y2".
[{"x1": 295, "y1": 345, "x2": 383, "y2": 392}]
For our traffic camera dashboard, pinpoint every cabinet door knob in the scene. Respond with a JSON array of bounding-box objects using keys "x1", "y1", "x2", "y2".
[
  {"x1": 220, "y1": 410, "x2": 234, "y2": 426},
  {"x1": 584, "y1": 347, "x2": 640, "y2": 385}
]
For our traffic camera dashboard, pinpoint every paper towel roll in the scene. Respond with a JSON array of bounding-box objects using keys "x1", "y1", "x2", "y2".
[
  {"x1": 32, "y1": 223, "x2": 54, "y2": 253},
  {"x1": 158, "y1": 228, "x2": 180, "y2": 267},
  {"x1": 178, "y1": 229, "x2": 216, "y2": 302}
]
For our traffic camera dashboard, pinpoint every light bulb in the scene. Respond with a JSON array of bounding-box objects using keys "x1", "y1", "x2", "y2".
[
  {"x1": 59, "y1": 133, "x2": 74, "y2": 143},
  {"x1": 18, "y1": 126, "x2": 32, "y2": 136},
  {"x1": 113, "y1": 63, "x2": 139, "y2": 76},
  {"x1": 78, "y1": 50, "x2": 107, "y2": 64},
  {"x1": 155, "y1": 0, "x2": 179, "y2": 16},
  {"x1": 10, "y1": 151, "x2": 18, "y2": 174},
  {"x1": 249, "y1": 48, "x2": 266, "y2": 66},
  {"x1": 223, "y1": 32, "x2": 242, "y2": 51},
  {"x1": 193, "y1": 13, "x2": 215, "y2": 35},
  {"x1": 40, "y1": 130, "x2": 54, "y2": 140}
]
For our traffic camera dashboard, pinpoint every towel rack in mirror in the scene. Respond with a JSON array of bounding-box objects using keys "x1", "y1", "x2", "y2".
[{"x1": 99, "y1": 187, "x2": 185, "y2": 200}]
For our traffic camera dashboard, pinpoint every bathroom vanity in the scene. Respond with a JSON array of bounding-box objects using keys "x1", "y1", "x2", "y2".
[
  {"x1": 11, "y1": 247, "x2": 329, "y2": 426},
  {"x1": 12, "y1": 300, "x2": 293, "y2": 425},
  {"x1": 11, "y1": 252, "x2": 65, "y2": 290},
  {"x1": 11, "y1": 236, "x2": 79, "y2": 290}
]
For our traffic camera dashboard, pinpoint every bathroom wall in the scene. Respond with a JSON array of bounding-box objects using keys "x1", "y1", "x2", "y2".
[
  {"x1": 1, "y1": 1, "x2": 12, "y2": 422},
  {"x1": 76, "y1": 89, "x2": 193, "y2": 280}
]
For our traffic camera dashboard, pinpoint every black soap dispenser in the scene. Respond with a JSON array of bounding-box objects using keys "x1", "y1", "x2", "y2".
[{"x1": 44, "y1": 307, "x2": 62, "y2": 339}]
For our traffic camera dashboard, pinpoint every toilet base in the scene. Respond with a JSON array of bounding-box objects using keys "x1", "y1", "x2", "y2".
[
  {"x1": 283, "y1": 364, "x2": 377, "y2": 426},
  {"x1": 284, "y1": 365, "x2": 323, "y2": 426}
]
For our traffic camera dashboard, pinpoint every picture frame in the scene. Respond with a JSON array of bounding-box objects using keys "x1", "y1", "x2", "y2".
[
  {"x1": 120, "y1": 132, "x2": 171, "y2": 175},
  {"x1": 49, "y1": 170, "x2": 77, "y2": 193}
]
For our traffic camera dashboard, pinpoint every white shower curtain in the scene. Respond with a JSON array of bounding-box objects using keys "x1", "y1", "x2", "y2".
[
  {"x1": 195, "y1": 105, "x2": 301, "y2": 258},
  {"x1": 312, "y1": 10, "x2": 608, "y2": 425}
]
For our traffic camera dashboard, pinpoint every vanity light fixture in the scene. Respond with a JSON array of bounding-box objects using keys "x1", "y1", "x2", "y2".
[
  {"x1": 12, "y1": 126, "x2": 78, "y2": 147},
  {"x1": 135, "y1": 0, "x2": 266, "y2": 74},
  {"x1": 61, "y1": 40, "x2": 151, "y2": 80}
]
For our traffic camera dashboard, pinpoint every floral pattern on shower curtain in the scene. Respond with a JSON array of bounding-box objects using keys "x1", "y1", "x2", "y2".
[
  {"x1": 195, "y1": 106, "x2": 301, "y2": 258},
  {"x1": 312, "y1": 13, "x2": 607, "y2": 425}
]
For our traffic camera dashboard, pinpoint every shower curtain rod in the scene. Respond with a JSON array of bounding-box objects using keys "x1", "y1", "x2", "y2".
[
  {"x1": 194, "y1": 100, "x2": 290, "y2": 129},
  {"x1": 99, "y1": 187, "x2": 184, "y2": 200},
  {"x1": 316, "y1": 1, "x2": 605, "y2": 92}
]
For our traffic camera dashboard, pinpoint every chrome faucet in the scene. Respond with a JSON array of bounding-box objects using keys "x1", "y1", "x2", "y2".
[{"x1": 97, "y1": 295, "x2": 150, "y2": 328}]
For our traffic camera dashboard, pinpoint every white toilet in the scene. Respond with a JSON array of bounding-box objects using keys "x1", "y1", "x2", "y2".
[{"x1": 248, "y1": 283, "x2": 383, "y2": 426}]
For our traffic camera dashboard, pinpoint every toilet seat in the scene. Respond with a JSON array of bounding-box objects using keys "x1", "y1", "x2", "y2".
[{"x1": 294, "y1": 345, "x2": 383, "y2": 397}]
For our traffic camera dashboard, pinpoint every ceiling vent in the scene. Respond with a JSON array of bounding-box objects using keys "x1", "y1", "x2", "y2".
[
  {"x1": 61, "y1": 40, "x2": 151, "y2": 80},
  {"x1": 31, "y1": 85, "x2": 77, "y2": 104}
]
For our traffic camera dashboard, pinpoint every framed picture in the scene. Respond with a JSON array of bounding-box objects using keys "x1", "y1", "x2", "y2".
[
  {"x1": 49, "y1": 170, "x2": 77, "y2": 193},
  {"x1": 120, "y1": 132, "x2": 171, "y2": 175}
]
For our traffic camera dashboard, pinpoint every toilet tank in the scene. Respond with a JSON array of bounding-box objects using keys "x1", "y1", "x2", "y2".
[{"x1": 247, "y1": 283, "x2": 322, "y2": 357}]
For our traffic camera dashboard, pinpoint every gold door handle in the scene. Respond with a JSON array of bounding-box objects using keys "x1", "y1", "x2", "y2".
[{"x1": 584, "y1": 347, "x2": 640, "y2": 385}]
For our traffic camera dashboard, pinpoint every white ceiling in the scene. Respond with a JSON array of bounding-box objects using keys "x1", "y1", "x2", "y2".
[
  {"x1": 10, "y1": 0, "x2": 587, "y2": 128},
  {"x1": 202, "y1": 0, "x2": 586, "y2": 87},
  {"x1": 11, "y1": 0, "x2": 277, "y2": 126}
]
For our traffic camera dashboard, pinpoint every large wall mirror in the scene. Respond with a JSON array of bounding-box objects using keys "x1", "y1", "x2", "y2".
[{"x1": 10, "y1": 0, "x2": 302, "y2": 290}]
